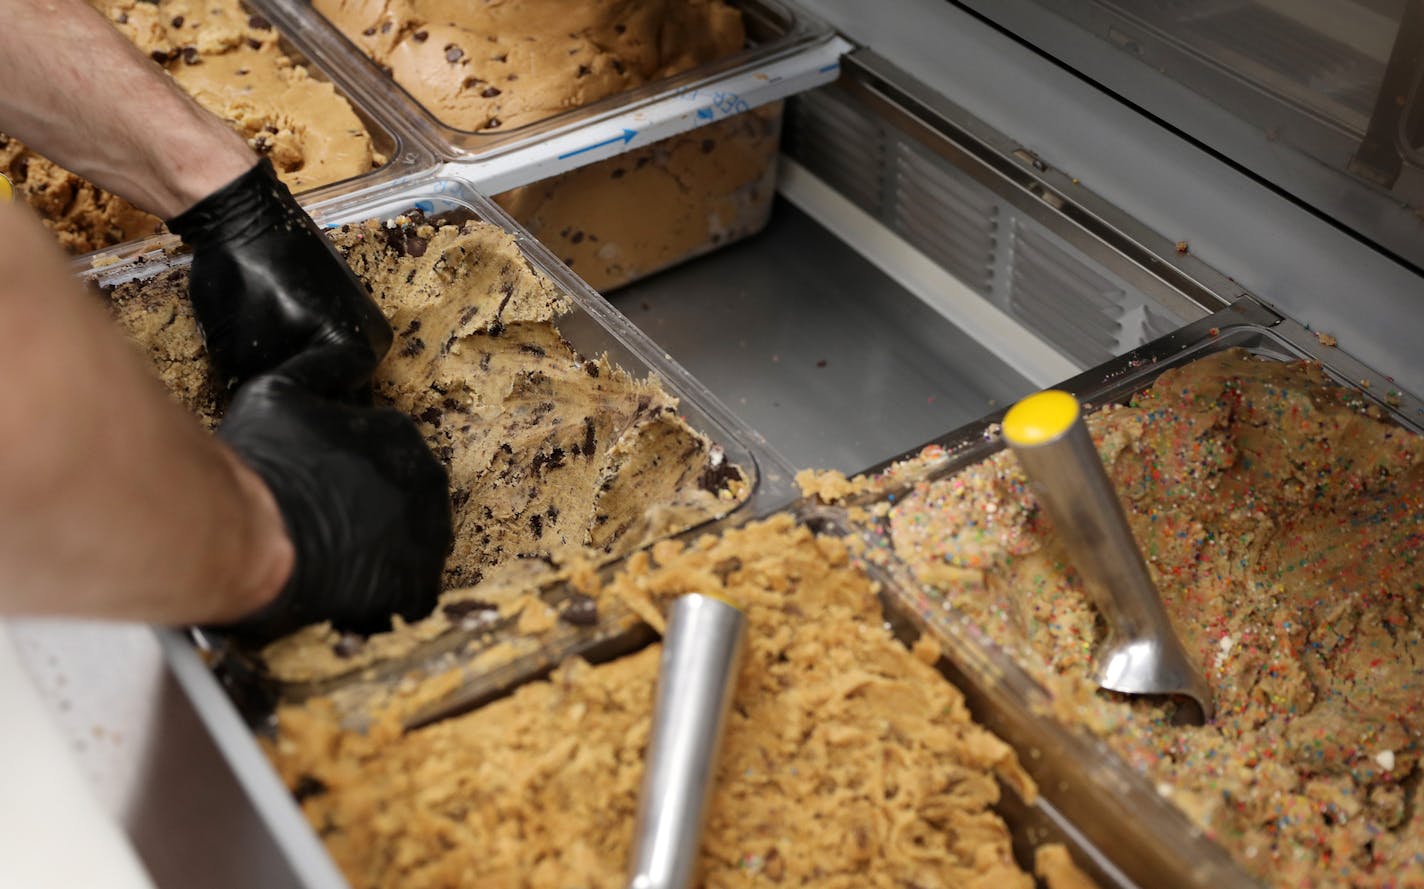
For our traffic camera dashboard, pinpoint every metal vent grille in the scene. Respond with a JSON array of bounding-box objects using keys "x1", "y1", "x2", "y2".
[
  {"x1": 783, "y1": 87, "x2": 1197, "y2": 368},
  {"x1": 784, "y1": 89, "x2": 886, "y2": 214},
  {"x1": 891, "y1": 140, "x2": 998, "y2": 293},
  {"x1": 1005, "y1": 223, "x2": 1125, "y2": 367}
]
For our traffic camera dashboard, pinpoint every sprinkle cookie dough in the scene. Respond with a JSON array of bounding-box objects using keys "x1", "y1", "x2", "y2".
[
  {"x1": 102, "y1": 213, "x2": 747, "y2": 681},
  {"x1": 815, "y1": 349, "x2": 1424, "y2": 887},
  {"x1": 265, "y1": 514, "x2": 1046, "y2": 889},
  {"x1": 3, "y1": 0, "x2": 381, "y2": 254}
]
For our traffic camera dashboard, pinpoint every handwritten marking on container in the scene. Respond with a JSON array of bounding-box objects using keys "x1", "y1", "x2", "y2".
[
  {"x1": 557, "y1": 128, "x2": 637, "y2": 160},
  {"x1": 676, "y1": 87, "x2": 751, "y2": 121}
]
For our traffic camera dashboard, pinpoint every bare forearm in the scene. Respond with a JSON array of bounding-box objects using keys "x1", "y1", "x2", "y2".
[
  {"x1": 0, "y1": 202, "x2": 291, "y2": 623},
  {"x1": 0, "y1": 0, "x2": 254, "y2": 217}
]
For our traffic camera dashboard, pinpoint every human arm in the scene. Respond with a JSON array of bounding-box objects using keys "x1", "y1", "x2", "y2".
[
  {"x1": 0, "y1": 202, "x2": 452, "y2": 636},
  {"x1": 0, "y1": 0, "x2": 254, "y2": 218},
  {"x1": 0, "y1": 200, "x2": 289, "y2": 623}
]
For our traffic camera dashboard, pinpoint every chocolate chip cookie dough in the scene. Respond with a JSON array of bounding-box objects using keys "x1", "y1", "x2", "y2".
[
  {"x1": 102, "y1": 213, "x2": 747, "y2": 682},
  {"x1": 316, "y1": 0, "x2": 782, "y2": 291},
  {"x1": 314, "y1": 0, "x2": 744, "y2": 133},
  {"x1": 265, "y1": 514, "x2": 1041, "y2": 889},
  {"x1": 814, "y1": 349, "x2": 1424, "y2": 887},
  {"x1": 3, "y1": 0, "x2": 381, "y2": 254},
  {"x1": 493, "y1": 105, "x2": 782, "y2": 291}
]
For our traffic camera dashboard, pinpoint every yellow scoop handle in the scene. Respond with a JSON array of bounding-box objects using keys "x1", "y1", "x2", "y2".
[{"x1": 0, "y1": 174, "x2": 13, "y2": 204}]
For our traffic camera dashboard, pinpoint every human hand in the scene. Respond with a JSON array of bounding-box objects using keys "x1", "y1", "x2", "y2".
[
  {"x1": 217, "y1": 368, "x2": 452, "y2": 642},
  {"x1": 167, "y1": 158, "x2": 392, "y2": 397}
]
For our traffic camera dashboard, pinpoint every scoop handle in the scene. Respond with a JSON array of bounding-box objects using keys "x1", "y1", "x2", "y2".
[
  {"x1": 627, "y1": 594, "x2": 746, "y2": 889},
  {"x1": 0, "y1": 174, "x2": 12, "y2": 204},
  {"x1": 1003, "y1": 391, "x2": 1212, "y2": 717}
]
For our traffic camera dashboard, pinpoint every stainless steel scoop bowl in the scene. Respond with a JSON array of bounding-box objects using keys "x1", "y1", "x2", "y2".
[{"x1": 1003, "y1": 390, "x2": 1214, "y2": 722}]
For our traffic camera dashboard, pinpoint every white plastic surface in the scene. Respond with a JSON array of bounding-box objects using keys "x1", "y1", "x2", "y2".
[{"x1": 0, "y1": 623, "x2": 156, "y2": 889}]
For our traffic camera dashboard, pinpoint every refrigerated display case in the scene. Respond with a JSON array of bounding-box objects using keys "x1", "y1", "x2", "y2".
[{"x1": 11, "y1": 1, "x2": 1423, "y2": 887}]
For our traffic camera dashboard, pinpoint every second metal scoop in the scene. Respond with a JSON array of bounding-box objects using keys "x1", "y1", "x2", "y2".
[{"x1": 1003, "y1": 391, "x2": 1214, "y2": 722}]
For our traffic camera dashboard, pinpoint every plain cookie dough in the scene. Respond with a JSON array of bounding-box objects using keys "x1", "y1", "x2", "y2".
[{"x1": 266, "y1": 514, "x2": 1041, "y2": 889}]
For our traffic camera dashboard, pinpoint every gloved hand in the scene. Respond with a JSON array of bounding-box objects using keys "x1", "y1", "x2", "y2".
[
  {"x1": 167, "y1": 158, "x2": 392, "y2": 397},
  {"x1": 217, "y1": 369, "x2": 453, "y2": 642}
]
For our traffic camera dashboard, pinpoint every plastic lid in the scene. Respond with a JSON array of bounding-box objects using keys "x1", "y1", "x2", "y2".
[{"x1": 1003, "y1": 390, "x2": 1080, "y2": 446}]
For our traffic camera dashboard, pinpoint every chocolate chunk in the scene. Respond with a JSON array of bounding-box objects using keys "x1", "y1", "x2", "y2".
[
  {"x1": 481, "y1": 86, "x2": 502, "y2": 98},
  {"x1": 485, "y1": 117, "x2": 502, "y2": 129},
  {"x1": 445, "y1": 44, "x2": 464, "y2": 63},
  {"x1": 712, "y1": 557, "x2": 743, "y2": 582},
  {"x1": 614, "y1": 24, "x2": 627, "y2": 34},
  {"x1": 559, "y1": 594, "x2": 599, "y2": 627},
  {"x1": 170, "y1": 15, "x2": 184, "y2": 28},
  {"x1": 362, "y1": 26, "x2": 377, "y2": 36},
  {"x1": 181, "y1": 46, "x2": 202, "y2": 65},
  {"x1": 380, "y1": 21, "x2": 392, "y2": 33},
  {"x1": 292, "y1": 775, "x2": 327, "y2": 802},
  {"x1": 582, "y1": 418, "x2": 597, "y2": 457},
  {"x1": 400, "y1": 337, "x2": 427, "y2": 357},
  {"x1": 418, "y1": 405, "x2": 442, "y2": 426},
  {"x1": 570, "y1": 231, "x2": 585, "y2": 245},
  {"x1": 518, "y1": 343, "x2": 547, "y2": 358},
  {"x1": 611, "y1": 167, "x2": 626, "y2": 179},
  {"x1": 700, "y1": 458, "x2": 741, "y2": 493},
  {"x1": 246, "y1": 37, "x2": 262, "y2": 50},
  {"x1": 612, "y1": 59, "x2": 625, "y2": 75},
  {"x1": 116, "y1": 12, "x2": 128, "y2": 24},
  {"x1": 701, "y1": 138, "x2": 716, "y2": 154},
  {"x1": 150, "y1": 49, "x2": 174, "y2": 64},
  {"x1": 584, "y1": 360, "x2": 600, "y2": 378},
  {"x1": 492, "y1": 53, "x2": 508, "y2": 63},
  {"x1": 441, "y1": 599, "x2": 497, "y2": 621},
  {"x1": 402, "y1": 318, "x2": 422, "y2": 336},
  {"x1": 576, "y1": 64, "x2": 591, "y2": 78},
  {"x1": 332, "y1": 633, "x2": 364, "y2": 658},
  {"x1": 528, "y1": 513, "x2": 544, "y2": 538},
  {"x1": 413, "y1": 29, "x2": 429, "y2": 42},
  {"x1": 248, "y1": 14, "x2": 272, "y2": 30}
]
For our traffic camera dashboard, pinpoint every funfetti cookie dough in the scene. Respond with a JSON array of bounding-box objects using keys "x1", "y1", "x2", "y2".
[{"x1": 817, "y1": 349, "x2": 1424, "y2": 887}]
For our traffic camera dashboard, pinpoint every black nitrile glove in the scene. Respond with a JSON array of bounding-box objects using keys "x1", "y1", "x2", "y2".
[
  {"x1": 218, "y1": 370, "x2": 453, "y2": 643},
  {"x1": 167, "y1": 158, "x2": 391, "y2": 397}
]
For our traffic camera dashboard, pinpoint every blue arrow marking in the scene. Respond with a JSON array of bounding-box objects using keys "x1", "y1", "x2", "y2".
[
  {"x1": 818, "y1": 62, "x2": 841, "y2": 74},
  {"x1": 696, "y1": 107, "x2": 715, "y2": 121},
  {"x1": 557, "y1": 128, "x2": 637, "y2": 160}
]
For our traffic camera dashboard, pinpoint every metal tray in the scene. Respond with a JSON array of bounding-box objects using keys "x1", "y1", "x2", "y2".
[
  {"x1": 67, "y1": 0, "x2": 435, "y2": 268},
  {"x1": 816, "y1": 296, "x2": 1424, "y2": 888},
  {"x1": 166, "y1": 506, "x2": 1147, "y2": 889}
]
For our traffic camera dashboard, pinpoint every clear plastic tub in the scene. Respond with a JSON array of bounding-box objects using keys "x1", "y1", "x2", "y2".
[
  {"x1": 84, "y1": 175, "x2": 800, "y2": 695},
  {"x1": 164, "y1": 504, "x2": 1151, "y2": 889},
  {"x1": 261, "y1": 0, "x2": 846, "y2": 290},
  {"x1": 52, "y1": 0, "x2": 435, "y2": 268},
  {"x1": 818, "y1": 298, "x2": 1424, "y2": 888}
]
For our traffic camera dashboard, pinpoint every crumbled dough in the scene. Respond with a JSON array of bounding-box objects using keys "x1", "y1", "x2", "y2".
[{"x1": 266, "y1": 514, "x2": 1039, "y2": 889}]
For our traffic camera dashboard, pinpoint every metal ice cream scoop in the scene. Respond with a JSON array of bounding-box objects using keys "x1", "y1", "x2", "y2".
[
  {"x1": 627, "y1": 593, "x2": 746, "y2": 889},
  {"x1": 1003, "y1": 390, "x2": 1214, "y2": 722}
]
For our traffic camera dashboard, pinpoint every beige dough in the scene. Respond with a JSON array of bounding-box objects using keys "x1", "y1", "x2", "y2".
[{"x1": 265, "y1": 514, "x2": 1041, "y2": 889}]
